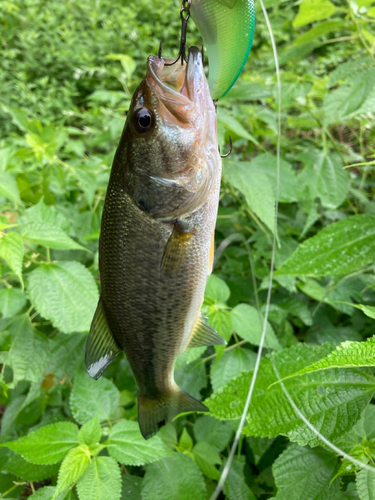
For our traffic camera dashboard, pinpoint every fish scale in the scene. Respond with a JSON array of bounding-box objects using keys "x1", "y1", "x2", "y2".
[{"x1": 86, "y1": 47, "x2": 225, "y2": 439}]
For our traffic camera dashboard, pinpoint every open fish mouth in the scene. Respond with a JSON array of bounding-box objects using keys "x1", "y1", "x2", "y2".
[{"x1": 146, "y1": 46, "x2": 207, "y2": 121}]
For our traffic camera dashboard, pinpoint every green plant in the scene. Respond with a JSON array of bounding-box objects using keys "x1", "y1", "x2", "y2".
[{"x1": 0, "y1": 0, "x2": 375, "y2": 498}]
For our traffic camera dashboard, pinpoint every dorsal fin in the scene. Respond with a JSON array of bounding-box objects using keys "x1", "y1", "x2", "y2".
[
  {"x1": 85, "y1": 299, "x2": 120, "y2": 380},
  {"x1": 187, "y1": 313, "x2": 226, "y2": 349}
]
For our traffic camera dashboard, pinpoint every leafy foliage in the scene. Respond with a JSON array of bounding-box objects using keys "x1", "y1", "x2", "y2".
[{"x1": 1, "y1": 0, "x2": 375, "y2": 497}]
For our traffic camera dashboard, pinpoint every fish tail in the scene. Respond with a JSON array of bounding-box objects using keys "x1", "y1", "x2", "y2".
[{"x1": 138, "y1": 388, "x2": 208, "y2": 440}]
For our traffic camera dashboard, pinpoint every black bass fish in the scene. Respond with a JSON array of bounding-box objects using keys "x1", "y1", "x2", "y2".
[{"x1": 86, "y1": 46, "x2": 224, "y2": 439}]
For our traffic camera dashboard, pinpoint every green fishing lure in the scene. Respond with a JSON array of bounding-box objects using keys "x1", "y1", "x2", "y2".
[{"x1": 190, "y1": 0, "x2": 255, "y2": 100}]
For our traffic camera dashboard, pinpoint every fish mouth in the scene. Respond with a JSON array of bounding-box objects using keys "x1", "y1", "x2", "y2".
[{"x1": 146, "y1": 46, "x2": 207, "y2": 121}]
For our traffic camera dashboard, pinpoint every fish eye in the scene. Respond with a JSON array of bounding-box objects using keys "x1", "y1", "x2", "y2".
[{"x1": 134, "y1": 108, "x2": 154, "y2": 133}]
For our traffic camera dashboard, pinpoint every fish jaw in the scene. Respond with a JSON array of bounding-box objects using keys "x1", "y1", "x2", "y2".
[{"x1": 122, "y1": 46, "x2": 220, "y2": 220}]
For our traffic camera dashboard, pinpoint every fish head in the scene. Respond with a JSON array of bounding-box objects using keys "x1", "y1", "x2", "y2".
[{"x1": 118, "y1": 46, "x2": 220, "y2": 219}]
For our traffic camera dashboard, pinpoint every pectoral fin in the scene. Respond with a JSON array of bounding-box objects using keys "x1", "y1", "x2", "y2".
[
  {"x1": 187, "y1": 313, "x2": 226, "y2": 348},
  {"x1": 161, "y1": 220, "x2": 195, "y2": 277},
  {"x1": 85, "y1": 299, "x2": 120, "y2": 380}
]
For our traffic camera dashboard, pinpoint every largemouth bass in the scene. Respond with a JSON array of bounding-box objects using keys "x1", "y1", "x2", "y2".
[{"x1": 85, "y1": 46, "x2": 225, "y2": 439}]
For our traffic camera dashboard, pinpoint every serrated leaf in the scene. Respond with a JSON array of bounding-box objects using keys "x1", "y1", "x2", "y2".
[
  {"x1": 18, "y1": 200, "x2": 87, "y2": 251},
  {"x1": 0, "y1": 448, "x2": 59, "y2": 481},
  {"x1": 210, "y1": 347, "x2": 257, "y2": 392},
  {"x1": 272, "y1": 444, "x2": 340, "y2": 499},
  {"x1": 78, "y1": 415, "x2": 102, "y2": 446},
  {"x1": 142, "y1": 453, "x2": 207, "y2": 500},
  {"x1": 0, "y1": 232, "x2": 24, "y2": 284},
  {"x1": 231, "y1": 304, "x2": 280, "y2": 349},
  {"x1": 2, "y1": 315, "x2": 50, "y2": 384},
  {"x1": 225, "y1": 456, "x2": 256, "y2": 500},
  {"x1": 27, "y1": 261, "x2": 99, "y2": 333},
  {"x1": 223, "y1": 160, "x2": 275, "y2": 235},
  {"x1": 314, "y1": 153, "x2": 349, "y2": 209},
  {"x1": 28, "y1": 486, "x2": 69, "y2": 500},
  {"x1": 76, "y1": 456, "x2": 121, "y2": 500},
  {"x1": 0, "y1": 288, "x2": 27, "y2": 318},
  {"x1": 107, "y1": 420, "x2": 173, "y2": 466},
  {"x1": 54, "y1": 445, "x2": 90, "y2": 498},
  {"x1": 293, "y1": 0, "x2": 337, "y2": 27},
  {"x1": 194, "y1": 416, "x2": 233, "y2": 452},
  {"x1": 357, "y1": 467, "x2": 375, "y2": 500},
  {"x1": 277, "y1": 296, "x2": 312, "y2": 326},
  {"x1": 179, "y1": 428, "x2": 193, "y2": 451},
  {"x1": 206, "y1": 343, "x2": 375, "y2": 447},
  {"x1": 205, "y1": 274, "x2": 230, "y2": 303},
  {"x1": 70, "y1": 371, "x2": 119, "y2": 424},
  {"x1": 279, "y1": 336, "x2": 375, "y2": 382},
  {"x1": 0, "y1": 172, "x2": 20, "y2": 202},
  {"x1": 207, "y1": 307, "x2": 233, "y2": 341},
  {"x1": 217, "y1": 109, "x2": 257, "y2": 143},
  {"x1": 2, "y1": 421, "x2": 79, "y2": 464},
  {"x1": 276, "y1": 215, "x2": 375, "y2": 277}
]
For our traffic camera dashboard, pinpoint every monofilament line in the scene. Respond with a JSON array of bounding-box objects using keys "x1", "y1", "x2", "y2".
[
  {"x1": 272, "y1": 363, "x2": 375, "y2": 475},
  {"x1": 209, "y1": 1, "x2": 281, "y2": 497}
]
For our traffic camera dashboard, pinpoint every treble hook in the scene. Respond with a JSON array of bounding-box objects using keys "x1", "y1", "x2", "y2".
[
  {"x1": 219, "y1": 136, "x2": 233, "y2": 158},
  {"x1": 159, "y1": 0, "x2": 191, "y2": 66}
]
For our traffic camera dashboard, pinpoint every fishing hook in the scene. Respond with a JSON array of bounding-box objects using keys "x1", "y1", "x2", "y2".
[
  {"x1": 219, "y1": 136, "x2": 233, "y2": 158},
  {"x1": 159, "y1": 0, "x2": 191, "y2": 66}
]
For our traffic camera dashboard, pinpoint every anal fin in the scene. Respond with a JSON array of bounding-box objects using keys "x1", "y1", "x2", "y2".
[
  {"x1": 161, "y1": 220, "x2": 195, "y2": 277},
  {"x1": 187, "y1": 313, "x2": 226, "y2": 349},
  {"x1": 85, "y1": 299, "x2": 120, "y2": 380}
]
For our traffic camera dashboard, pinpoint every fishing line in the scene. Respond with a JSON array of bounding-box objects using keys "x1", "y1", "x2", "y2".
[
  {"x1": 272, "y1": 363, "x2": 375, "y2": 474},
  {"x1": 209, "y1": 1, "x2": 281, "y2": 497}
]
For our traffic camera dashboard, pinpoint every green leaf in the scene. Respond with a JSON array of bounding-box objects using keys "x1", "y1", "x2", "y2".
[
  {"x1": 107, "y1": 420, "x2": 173, "y2": 466},
  {"x1": 193, "y1": 441, "x2": 221, "y2": 480},
  {"x1": 206, "y1": 307, "x2": 233, "y2": 342},
  {"x1": 277, "y1": 297, "x2": 312, "y2": 326},
  {"x1": 225, "y1": 456, "x2": 256, "y2": 500},
  {"x1": 313, "y1": 153, "x2": 349, "y2": 209},
  {"x1": 2, "y1": 315, "x2": 50, "y2": 384},
  {"x1": 223, "y1": 160, "x2": 275, "y2": 235},
  {"x1": 54, "y1": 445, "x2": 90, "y2": 498},
  {"x1": 293, "y1": 0, "x2": 337, "y2": 27},
  {"x1": 231, "y1": 304, "x2": 280, "y2": 349},
  {"x1": 250, "y1": 154, "x2": 298, "y2": 203},
  {"x1": 179, "y1": 428, "x2": 193, "y2": 452},
  {"x1": 142, "y1": 453, "x2": 207, "y2": 500},
  {"x1": 347, "y1": 304, "x2": 375, "y2": 319},
  {"x1": 0, "y1": 288, "x2": 27, "y2": 318},
  {"x1": 0, "y1": 232, "x2": 24, "y2": 284},
  {"x1": 70, "y1": 371, "x2": 119, "y2": 424},
  {"x1": 272, "y1": 444, "x2": 340, "y2": 499},
  {"x1": 357, "y1": 467, "x2": 375, "y2": 500},
  {"x1": 0, "y1": 173, "x2": 20, "y2": 202},
  {"x1": 0, "y1": 448, "x2": 59, "y2": 481},
  {"x1": 2, "y1": 421, "x2": 79, "y2": 464},
  {"x1": 28, "y1": 486, "x2": 71, "y2": 500},
  {"x1": 121, "y1": 475, "x2": 143, "y2": 500},
  {"x1": 27, "y1": 261, "x2": 99, "y2": 333},
  {"x1": 210, "y1": 347, "x2": 257, "y2": 392},
  {"x1": 194, "y1": 416, "x2": 233, "y2": 452},
  {"x1": 278, "y1": 336, "x2": 375, "y2": 382},
  {"x1": 78, "y1": 415, "x2": 102, "y2": 446},
  {"x1": 18, "y1": 200, "x2": 87, "y2": 251},
  {"x1": 276, "y1": 215, "x2": 375, "y2": 277},
  {"x1": 206, "y1": 343, "x2": 375, "y2": 447},
  {"x1": 292, "y1": 20, "x2": 345, "y2": 47},
  {"x1": 204, "y1": 274, "x2": 231, "y2": 303},
  {"x1": 76, "y1": 456, "x2": 121, "y2": 500},
  {"x1": 217, "y1": 109, "x2": 258, "y2": 144}
]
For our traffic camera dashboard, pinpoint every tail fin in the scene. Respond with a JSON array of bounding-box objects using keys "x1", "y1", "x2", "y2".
[{"x1": 138, "y1": 388, "x2": 208, "y2": 440}]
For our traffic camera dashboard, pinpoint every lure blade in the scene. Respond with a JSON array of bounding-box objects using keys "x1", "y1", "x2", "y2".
[{"x1": 190, "y1": 0, "x2": 255, "y2": 100}]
